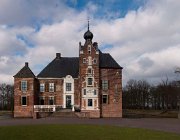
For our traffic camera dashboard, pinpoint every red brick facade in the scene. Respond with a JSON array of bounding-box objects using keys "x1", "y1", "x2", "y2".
[{"x1": 14, "y1": 28, "x2": 122, "y2": 118}]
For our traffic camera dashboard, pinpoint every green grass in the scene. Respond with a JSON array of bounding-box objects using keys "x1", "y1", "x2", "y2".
[{"x1": 0, "y1": 124, "x2": 179, "y2": 140}]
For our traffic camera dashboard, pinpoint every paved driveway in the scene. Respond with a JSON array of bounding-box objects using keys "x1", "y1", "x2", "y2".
[{"x1": 0, "y1": 118, "x2": 180, "y2": 134}]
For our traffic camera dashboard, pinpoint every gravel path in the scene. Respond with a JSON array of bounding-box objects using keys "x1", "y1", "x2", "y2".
[{"x1": 0, "y1": 117, "x2": 180, "y2": 134}]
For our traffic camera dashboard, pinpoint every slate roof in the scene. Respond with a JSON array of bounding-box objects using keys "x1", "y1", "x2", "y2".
[
  {"x1": 37, "y1": 52, "x2": 122, "y2": 78},
  {"x1": 99, "y1": 51, "x2": 122, "y2": 69},
  {"x1": 14, "y1": 63, "x2": 35, "y2": 78},
  {"x1": 37, "y1": 57, "x2": 79, "y2": 78}
]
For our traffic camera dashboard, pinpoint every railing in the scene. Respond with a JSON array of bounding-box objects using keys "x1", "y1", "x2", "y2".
[{"x1": 34, "y1": 105, "x2": 63, "y2": 112}]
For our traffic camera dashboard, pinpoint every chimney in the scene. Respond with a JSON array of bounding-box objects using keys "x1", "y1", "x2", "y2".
[
  {"x1": 25, "y1": 62, "x2": 28, "y2": 67},
  {"x1": 56, "y1": 53, "x2": 61, "y2": 59}
]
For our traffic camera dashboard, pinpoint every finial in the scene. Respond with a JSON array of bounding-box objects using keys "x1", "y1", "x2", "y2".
[{"x1": 88, "y1": 18, "x2": 89, "y2": 31}]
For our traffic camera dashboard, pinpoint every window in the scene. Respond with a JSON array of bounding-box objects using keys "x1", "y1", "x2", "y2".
[
  {"x1": 102, "y1": 80, "x2": 108, "y2": 90},
  {"x1": 39, "y1": 97, "x2": 44, "y2": 105},
  {"x1": 66, "y1": 83, "x2": 72, "y2": 91},
  {"x1": 115, "y1": 84, "x2": 118, "y2": 95},
  {"x1": 88, "y1": 68, "x2": 92, "y2": 74},
  {"x1": 88, "y1": 99, "x2": 93, "y2": 107},
  {"x1": 84, "y1": 89, "x2": 86, "y2": 95},
  {"x1": 102, "y1": 95, "x2": 108, "y2": 104},
  {"x1": 22, "y1": 96, "x2": 27, "y2": 106},
  {"x1": 83, "y1": 58, "x2": 86, "y2": 63},
  {"x1": 21, "y1": 81, "x2": 27, "y2": 91},
  {"x1": 49, "y1": 97, "x2": 54, "y2": 105},
  {"x1": 88, "y1": 45, "x2": 91, "y2": 54},
  {"x1": 93, "y1": 59, "x2": 97, "y2": 64},
  {"x1": 88, "y1": 78, "x2": 93, "y2": 86},
  {"x1": 94, "y1": 90, "x2": 96, "y2": 95},
  {"x1": 40, "y1": 83, "x2": 45, "y2": 92},
  {"x1": 49, "y1": 83, "x2": 54, "y2": 92}
]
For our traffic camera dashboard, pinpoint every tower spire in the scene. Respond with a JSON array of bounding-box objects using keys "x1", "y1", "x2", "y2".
[{"x1": 88, "y1": 18, "x2": 89, "y2": 31}]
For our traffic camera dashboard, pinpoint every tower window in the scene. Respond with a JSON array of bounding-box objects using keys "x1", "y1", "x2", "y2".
[
  {"x1": 83, "y1": 58, "x2": 86, "y2": 63},
  {"x1": 88, "y1": 99, "x2": 93, "y2": 107},
  {"x1": 88, "y1": 78, "x2": 93, "y2": 86},
  {"x1": 93, "y1": 59, "x2": 97, "y2": 64},
  {"x1": 88, "y1": 68, "x2": 92, "y2": 74},
  {"x1": 84, "y1": 89, "x2": 86, "y2": 95},
  {"x1": 94, "y1": 90, "x2": 97, "y2": 95},
  {"x1": 88, "y1": 45, "x2": 91, "y2": 54}
]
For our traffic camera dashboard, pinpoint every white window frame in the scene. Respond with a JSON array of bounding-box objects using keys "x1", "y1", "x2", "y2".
[
  {"x1": 40, "y1": 83, "x2": 45, "y2": 92},
  {"x1": 102, "y1": 80, "x2": 108, "y2": 90},
  {"x1": 49, "y1": 83, "x2": 54, "y2": 92},
  {"x1": 87, "y1": 78, "x2": 93, "y2": 86},
  {"x1": 66, "y1": 83, "x2": 72, "y2": 91},
  {"x1": 21, "y1": 81, "x2": 27, "y2": 92}
]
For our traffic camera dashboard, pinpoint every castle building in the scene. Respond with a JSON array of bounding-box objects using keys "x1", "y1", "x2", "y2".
[{"x1": 13, "y1": 25, "x2": 123, "y2": 118}]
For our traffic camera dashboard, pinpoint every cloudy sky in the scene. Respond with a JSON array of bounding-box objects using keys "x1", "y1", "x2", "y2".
[{"x1": 0, "y1": 0, "x2": 180, "y2": 85}]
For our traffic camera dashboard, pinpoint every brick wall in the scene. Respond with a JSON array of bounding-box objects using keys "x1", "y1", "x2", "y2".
[
  {"x1": 100, "y1": 69, "x2": 122, "y2": 117},
  {"x1": 14, "y1": 78, "x2": 36, "y2": 117}
]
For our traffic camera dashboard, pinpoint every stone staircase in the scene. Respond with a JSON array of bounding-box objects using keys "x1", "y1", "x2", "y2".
[{"x1": 50, "y1": 109, "x2": 78, "y2": 118}]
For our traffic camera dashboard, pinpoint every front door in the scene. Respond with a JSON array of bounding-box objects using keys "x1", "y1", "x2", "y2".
[{"x1": 66, "y1": 95, "x2": 72, "y2": 108}]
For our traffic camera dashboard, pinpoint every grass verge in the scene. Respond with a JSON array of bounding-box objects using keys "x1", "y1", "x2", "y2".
[{"x1": 0, "y1": 124, "x2": 180, "y2": 140}]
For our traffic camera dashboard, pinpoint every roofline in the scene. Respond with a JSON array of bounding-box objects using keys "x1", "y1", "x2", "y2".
[
  {"x1": 100, "y1": 67, "x2": 123, "y2": 69},
  {"x1": 37, "y1": 77, "x2": 79, "y2": 80}
]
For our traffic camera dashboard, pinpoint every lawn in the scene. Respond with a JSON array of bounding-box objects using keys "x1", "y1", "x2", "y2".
[{"x1": 0, "y1": 124, "x2": 179, "y2": 140}]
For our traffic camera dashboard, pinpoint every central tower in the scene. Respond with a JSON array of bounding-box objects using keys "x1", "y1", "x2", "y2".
[{"x1": 79, "y1": 22, "x2": 100, "y2": 117}]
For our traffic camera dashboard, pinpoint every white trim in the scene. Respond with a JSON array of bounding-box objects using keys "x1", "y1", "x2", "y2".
[{"x1": 63, "y1": 75, "x2": 75, "y2": 108}]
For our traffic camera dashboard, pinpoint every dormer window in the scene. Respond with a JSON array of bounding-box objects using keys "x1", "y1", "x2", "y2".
[
  {"x1": 83, "y1": 58, "x2": 86, "y2": 63},
  {"x1": 88, "y1": 45, "x2": 91, "y2": 54}
]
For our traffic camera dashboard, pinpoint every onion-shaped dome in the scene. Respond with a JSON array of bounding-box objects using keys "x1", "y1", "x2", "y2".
[{"x1": 84, "y1": 29, "x2": 93, "y2": 40}]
